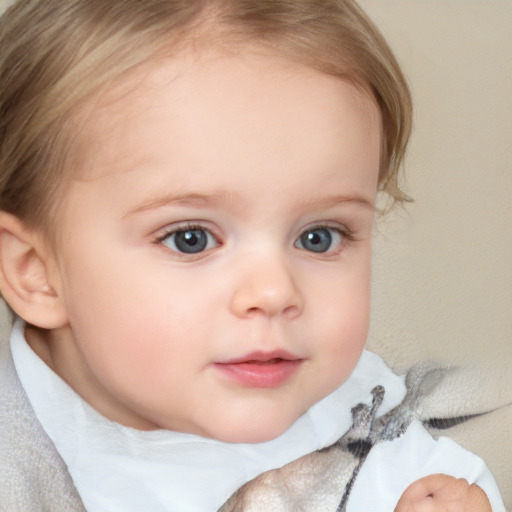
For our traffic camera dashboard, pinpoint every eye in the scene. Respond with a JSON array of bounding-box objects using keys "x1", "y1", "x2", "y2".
[
  {"x1": 159, "y1": 227, "x2": 218, "y2": 254},
  {"x1": 295, "y1": 227, "x2": 344, "y2": 254}
]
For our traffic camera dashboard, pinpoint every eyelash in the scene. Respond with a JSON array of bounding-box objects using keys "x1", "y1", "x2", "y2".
[
  {"x1": 154, "y1": 222, "x2": 222, "y2": 255},
  {"x1": 153, "y1": 222, "x2": 355, "y2": 256},
  {"x1": 294, "y1": 224, "x2": 355, "y2": 255}
]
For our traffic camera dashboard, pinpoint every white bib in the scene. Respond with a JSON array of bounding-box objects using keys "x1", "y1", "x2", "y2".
[{"x1": 11, "y1": 318, "x2": 408, "y2": 511}]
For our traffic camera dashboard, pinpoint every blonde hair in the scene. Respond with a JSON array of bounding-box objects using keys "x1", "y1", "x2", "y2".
[{"x1": 0, "y1": 0, "x2": 412, "y2": 233}]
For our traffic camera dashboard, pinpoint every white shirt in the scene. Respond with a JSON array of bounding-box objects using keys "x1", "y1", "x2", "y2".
[{"x1": 11, "y1": 319, "x2": 504, "y2": 511}]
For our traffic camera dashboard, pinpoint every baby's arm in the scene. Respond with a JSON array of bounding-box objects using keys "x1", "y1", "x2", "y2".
[{"x1": 394, "y1": 474, "x2": 491, "y2": 512}]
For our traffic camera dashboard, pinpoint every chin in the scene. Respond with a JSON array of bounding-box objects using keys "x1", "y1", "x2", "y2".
[
  {"x1": 208, "y1": 415, "x2": 297, "y2": 444},
  {"x1": 216, "y1": 429, "x2": 286, "y2": 444}
]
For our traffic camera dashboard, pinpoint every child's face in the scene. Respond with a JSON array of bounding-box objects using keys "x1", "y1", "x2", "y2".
[{"x1": 44, "y1": 49, "x2": 381, "y2": 443}]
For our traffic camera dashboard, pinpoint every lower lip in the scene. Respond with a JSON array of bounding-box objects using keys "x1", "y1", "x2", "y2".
[{"x1": 214, "y1": 359, "x2": 303, "y2": 388}]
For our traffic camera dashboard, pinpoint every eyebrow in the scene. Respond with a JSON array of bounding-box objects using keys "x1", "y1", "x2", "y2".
[
  {"x1": 124, "y1": 191, "x2": 244, "y2": 217},
  {"x1": 297, "y1": 194, "x2": 375, "y2": 211},
  {"x1": 125, "y1": 190, "x2": 374, "y2": 218}
]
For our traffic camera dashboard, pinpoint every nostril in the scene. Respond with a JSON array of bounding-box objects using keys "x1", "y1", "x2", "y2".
[
  {"x1": 282, "y1": 305, "x2": 300, "y2": 318},
  {"x1": 230, "y1": 267, "x2": 303, "y2": 319},
  {"x1": 243, "y1": 303, "x2": 300, "y2": 318}
]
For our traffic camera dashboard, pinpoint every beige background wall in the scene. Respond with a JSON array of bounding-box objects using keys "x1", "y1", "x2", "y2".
[
  {"x1": 361, "y1": 0, "x2": 512, "y2": 377},
  {"x1": 1, "y1": 0, "x2": 511, "y2": 505},
  {"x1": 359, "y1": 1, "x2": 512, "y2": 504}
]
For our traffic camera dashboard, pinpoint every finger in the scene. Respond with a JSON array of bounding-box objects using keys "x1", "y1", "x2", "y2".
[
  {"x1": 466, "y1": 484, "x2": 492, "y2": 512},
  {"x1": 426, "y1": 477, "x2": 491, "y2": 511},
  {"x1": 394, "y1": 474, "x2": 492, "y2": 512},
  {"x1": 395, "y1": 494, "x2": 437, "y2": 512},
  {"x1": 395, "y1": 474, "x2": 454, "y2": 506}
]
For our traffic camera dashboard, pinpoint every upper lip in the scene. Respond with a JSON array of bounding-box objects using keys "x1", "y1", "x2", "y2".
[{"x1": 217, "y1": 350, "x2": 302, "y2": 364}]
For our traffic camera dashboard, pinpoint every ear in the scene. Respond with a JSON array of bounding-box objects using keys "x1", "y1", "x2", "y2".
[{"x1": 0, "y1": 212, "x2": 68, "y2": 329}]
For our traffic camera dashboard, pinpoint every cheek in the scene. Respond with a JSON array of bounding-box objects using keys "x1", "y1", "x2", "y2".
[
  {"x1": 324, "y1": 303, "x2": 369, "y2": 365},
  {"x1": 61, "y1": 256, "x2": 217, "y2": 373},
  {"x1": 314, "y1": 263, "x2": 371, "y2": 378}
]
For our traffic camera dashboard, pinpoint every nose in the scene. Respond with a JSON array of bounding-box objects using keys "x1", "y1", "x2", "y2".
[{"x1": 230, "y1": 254, "x2": 303, "y2": 319}]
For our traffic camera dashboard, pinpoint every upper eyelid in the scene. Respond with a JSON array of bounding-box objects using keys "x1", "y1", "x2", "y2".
[
  {"x1": 154, "y1": 223, "x2": 221, "y2": 258},
  {"x1": 294, "y1": 224, "x2": 357, "y2": 253},
  {"x1": 154, "y1": 221, "x2": 220, "y2": 241},
  {"x1": 151, "y1": 220, "x2": 355, "y2": 245},
  {"x1": 297, "y1": 221, "x2": 353, "y2": 237}
]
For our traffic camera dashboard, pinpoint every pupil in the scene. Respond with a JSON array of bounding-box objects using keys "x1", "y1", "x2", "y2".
[
  {"x1": 301, "y1": 229, "x2": 331, "y2": 253},
  {"x1": 184, "y1": 232, "x2": 198, "y2": 246},
  {"x1": 308, "y1": 233, "x2": 321, "y2": 245},
  {"x1": 175, "y1": 229, "x2": 207, "y2": 253}
]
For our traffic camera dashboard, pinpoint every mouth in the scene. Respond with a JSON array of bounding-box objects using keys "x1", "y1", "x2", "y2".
[{"x1": 214, "y1": 350, "x2": 303, "y2": 388}]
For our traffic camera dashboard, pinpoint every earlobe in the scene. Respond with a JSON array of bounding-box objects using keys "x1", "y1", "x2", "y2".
[{"x1": 0, "y1": 212, "x2": 68, "y2": 329}]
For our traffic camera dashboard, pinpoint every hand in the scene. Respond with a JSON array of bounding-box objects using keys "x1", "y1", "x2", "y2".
[{"x1": 394, "y1": 474, "x2": 492, "y2": 512}]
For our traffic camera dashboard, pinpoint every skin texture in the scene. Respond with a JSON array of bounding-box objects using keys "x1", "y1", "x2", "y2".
[
  {"x1": 24, "y1": 49, "x2": 381, "y2": 443},
  {"x1": 394, "y1": 474, "x2": 492, "y2": 512}
]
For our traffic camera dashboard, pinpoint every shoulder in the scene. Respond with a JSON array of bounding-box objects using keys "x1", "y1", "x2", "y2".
[
  {"x1": 347, "y1": 420, "x2": 506, "y2": 511},
  {"x1": 0, "y1": 323, "x2": 85, "y2": 511}
]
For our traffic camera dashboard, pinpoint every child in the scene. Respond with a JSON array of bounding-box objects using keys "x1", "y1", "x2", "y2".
[{"x1": 0, "y1": 0, "x2": 504, "y2": 510}]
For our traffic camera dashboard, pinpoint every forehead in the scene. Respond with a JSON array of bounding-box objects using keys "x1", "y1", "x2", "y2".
[{"x1": 70, "y1": 48, "x2": 381, "y2": 199}]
